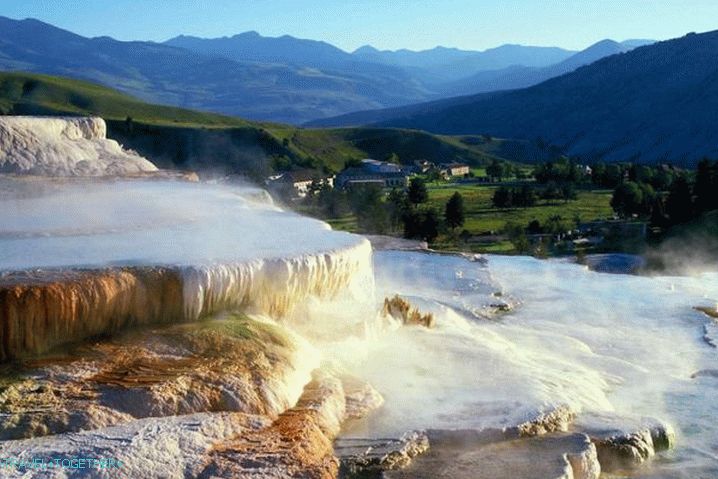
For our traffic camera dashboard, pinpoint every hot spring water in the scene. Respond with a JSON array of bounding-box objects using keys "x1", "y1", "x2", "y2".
[
  {"x1": 1, "y1": 177, "x2": 717, "y2": 477},
  {"x1": 313, "y1": 251, "x2": 718, "y2": 477}
]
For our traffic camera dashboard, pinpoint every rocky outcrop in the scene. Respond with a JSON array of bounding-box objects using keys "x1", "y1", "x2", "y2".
[
  {"x1": 0, "y1": 116, "x2": 158, "y2": 176},
  {"x1": 382, "y1": 295, "x2": 434, "y2": 328},
  {"x1": 514, "y1": 404, "x2": 576, "y2": 437},
  {"x1": 336, "y1": 431, "x2": 430, "y2": 477},
  {"x1": 0, "y1": 314, "x2": 317, "y2": 439},
  {"x1": 0, "y1": 314, "x2": 386, "y2": 477},
  {"x1": 695, "y1": 305, "x2": 718, "y2": 319},
  {"x1": 0, "y1": 411, "x2": 269, "y2": 478},
  {"x1": 195, "y1": 371, "x2": 383, "y2": 479},
  {"x1": 198, "y1": 371, "x2": 347, "y2": 479},
  {"x1": 384, "y1": 431, "x2": 599, "y2": 479},
  {"x1": 341, "y1": 375, "x2": 384, "y2": 420},
  {"x1": 574, "y1": 412, "x2": 675, "y2": 472}
]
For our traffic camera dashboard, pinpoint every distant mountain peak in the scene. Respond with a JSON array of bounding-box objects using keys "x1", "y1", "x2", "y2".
[
  {"x1": 318, "y1": 28, "x2": 718, "y2": 166},
  {"x1": 353, "y1": 45, "x2": 380, "y2": 54}
]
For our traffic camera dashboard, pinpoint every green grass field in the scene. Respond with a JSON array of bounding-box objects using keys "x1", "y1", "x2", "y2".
[
  {"x1": 327, "y1": 183, "x2": 614, "y2": 254},
  {"x1": 426, "y1": 184, "x2": 614, "y2": 233}
]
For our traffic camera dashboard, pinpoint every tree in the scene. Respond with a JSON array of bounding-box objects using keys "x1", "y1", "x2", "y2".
[
  {"x1": 527, "y1": 219, "x2": 542, "y2": 234},
  {"x1": 317, "y1": 187, "x2": 349, "y2": 218},
  {"x1": 124, "y1": 116, "x2": 134, "y2": 134},
  {"x1": 694, "y1": 159, "x2": 717, "y2": 213},
  {"x1": 444, "y1": 192, "x2": 465, "y2": 229},
  {"x1": 492, "y1": 186, "x2": 513, "y2": 208},
  {"x1": 487, "y1": 159, "x2": 507, "y2": 181},
  {"x1": 611, "y1": 181, "x2": 644, "y2": 217},
  {"x1": 401, "y1": 208, "x2": 422, "y2": 239},
  {"x1": 386, "y1": 152, "x2": 401, "y2": 164},
  {"x1": 515, "y1": 185, "x2": 537, "y2": 207},
  {"x1": 387, "y1": 188, "x2": 409, "y2": 232},
  {"x1": 347, "y1": 184, "x2": 389, "y2": 233},
  {"x1": 504, "y1": 221, "x2": 530, "y2": 253},
  {"x1": 543, "y1": 215, "x2": 570, "y2": 235},
  {"x1": 420, "y1": 208, "x2": 440, "y2": 242},
  {"x1": 401, "y1": 207, "x2": 439, "y2": 242},
  {"x1": 665, "y1": 176, "x2": 694, "y2": 225},
  {"x1": 560, "y1": 182, "x2": 577, "y2": 202},
  {"x1": 408, "y1": 177, "x2": 429, "y2": 204}
]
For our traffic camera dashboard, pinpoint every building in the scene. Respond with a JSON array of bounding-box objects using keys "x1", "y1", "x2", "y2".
[
  {"x1": 336, "y1": 166, "x2": 409, "y2": 189},
  {"x1": 577, "y1": 164, "x2": 593, "y2": 176},
  {"x1": 360, "y1": 159, "x2": 403, "y2": 174},
  {"x1": 266, "y1": 170, "x2": 334, "y2": 198},
  {"x1": 438, "y1": 162, "x2": 470, "y2": 178},
  {"x1": 413, "y1": 159, "x2": 434, "y2": 173}
]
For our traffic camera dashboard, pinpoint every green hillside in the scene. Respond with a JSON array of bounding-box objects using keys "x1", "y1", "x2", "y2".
[
  {"x1": 0, "y1": 72, "x2": 251, "y2": 127},
  {"x1": 0, "y1": 72, "x2": 508, "y2": 178}
]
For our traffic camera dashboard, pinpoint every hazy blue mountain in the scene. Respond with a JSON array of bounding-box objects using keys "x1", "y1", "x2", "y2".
[
  {"x1": 309, "y1": 31, "x2": 718, "y2": 166},
  {"x1": 436, "y1": 39, "x2": 635, "y2": 96},
  {"x1": 0, "y1": 16, "x2": 431, "y2": 123},
  {"x1": 621, "y1": 39, "x2": 656, "y2": 48},
  {"x1": 352, "y1": 43, "x2": 575, "y2": 83},
  {"x1": 167, "y1": 31, "x2": 364, "y2": 70}
]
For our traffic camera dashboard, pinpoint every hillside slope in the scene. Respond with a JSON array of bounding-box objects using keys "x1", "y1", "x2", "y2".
[
  {"x1": 0, "y1": 72, "x2": 502, "y2": 178},
  {"x1": 434, "y1": 39, "x2": 641, "y2": 96},
  {"x1": 313, "y1": 31, "x2": 718, "y2": 166}
]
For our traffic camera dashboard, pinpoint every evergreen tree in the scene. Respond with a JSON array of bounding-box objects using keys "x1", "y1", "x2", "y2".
[
  {"x1": 408, "y1": 177, "x2": 429, "y2": 204},
  {"x1": 487, "y1": 159, "x2": 506, "y2": 181},
  {"x1": 694, "y1": 159, "x2": 717, "y2": 213},
  {"x1": 420, "y1": 208, "x2": 440, "y2": 242},
  {"x1": 387, "y1": 188, "x2": 409, "y2": 232},
  {"x1": 492, "y1": 186, "x2": 513, "y2": 208},
  {"x1": 665, "y1": 176, "x2": 694, "y2": 225},
  {"x1": 611, "y1": 181, "x2": 644, "y2": 217},
  {"x1": 444, "y1": 192, "x2": 465, "y2": 230}
]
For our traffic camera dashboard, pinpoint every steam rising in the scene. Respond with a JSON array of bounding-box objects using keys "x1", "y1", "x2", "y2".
[{"x1": 301, "y1": 251, "x2": 718, "y2": 475}]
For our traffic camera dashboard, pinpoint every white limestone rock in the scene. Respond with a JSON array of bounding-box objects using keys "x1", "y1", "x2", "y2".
[{"x1": 0, "y1": 116, "x2": 158, "y2": 176}]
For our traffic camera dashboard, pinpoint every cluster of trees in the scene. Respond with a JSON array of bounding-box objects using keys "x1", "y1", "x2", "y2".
[
  {"x1": 610, "y1": 159, "x2": 718, "y2": 229},
  {"x1": 533, "y1": 157, "x2": 589, "y2": 185},
  {"x1": 504, "y1": 215, "x2": 577, "y2": 254},
  {"x1": 491, "y1": 183, "x2": 575, "y2": 208},
  {"x1": 485, "y1": 159, "x2": 529, "y2": 181},
  {"x1": 492, "y1": 185, "x2": 537, "y2": 208},
  {"x1": 592, "y1": 163, "x2": 676, "y2": 190},
  {"x1": 305, "y1": 177, "x2": 465, "y2": 243},
  {"x1": 533, "y1": 158, "x2": 677, "y2": 192},
  {"x1": 394, "y1": 178, "x2": 465, "y2": 242}
]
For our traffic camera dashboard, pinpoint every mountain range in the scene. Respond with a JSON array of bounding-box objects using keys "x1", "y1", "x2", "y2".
[
  {"x1": 0, "y1": 16, "x2": 647, "y2": 124},
  {"x1": 311, "y1": 30, "x2": 718, "y2": 166}
]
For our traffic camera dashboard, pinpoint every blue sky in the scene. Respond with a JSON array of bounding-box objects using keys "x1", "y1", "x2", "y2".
[{"x1": 2, "y1": 0, "x2": 718, "y2": 52}]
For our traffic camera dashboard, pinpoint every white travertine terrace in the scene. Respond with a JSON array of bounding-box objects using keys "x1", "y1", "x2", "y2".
[
  {"x1": 0, "y1": 179, "x2": 372, "y2": 359},
  {"x1": 0, "y1": 116, "x2": 158, "y2": 176}
]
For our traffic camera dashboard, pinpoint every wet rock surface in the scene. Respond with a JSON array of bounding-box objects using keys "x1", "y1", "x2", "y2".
[
  {"x1": 0, "y1": 411, "x2": 269, "y2": 478},
  {"x1": 382, "y1": 295, "x2": 434, "y2": 328},
  {"x1": 0, "y1": 314, "x2": 315, "y2": 440},
  {"x1": 0, "y1": 312, "x2": 385, "y2": 478},
  {"x1": 385, "y1": 431, "x2": 599, "y2": 479},
  {"x1": 573, "y1": 412, "x2": 675, "y2": 472},
  {"x1": 336, "y1": 431, "x2": 430, "y2": 477},
  {"x1": 694, "y1": 305, "x2": 718, "y2": 319}
]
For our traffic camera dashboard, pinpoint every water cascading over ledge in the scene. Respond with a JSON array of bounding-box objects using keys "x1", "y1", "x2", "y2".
[{"x1": 0, "y1": 177, "x2": 373, "y2": 360}]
